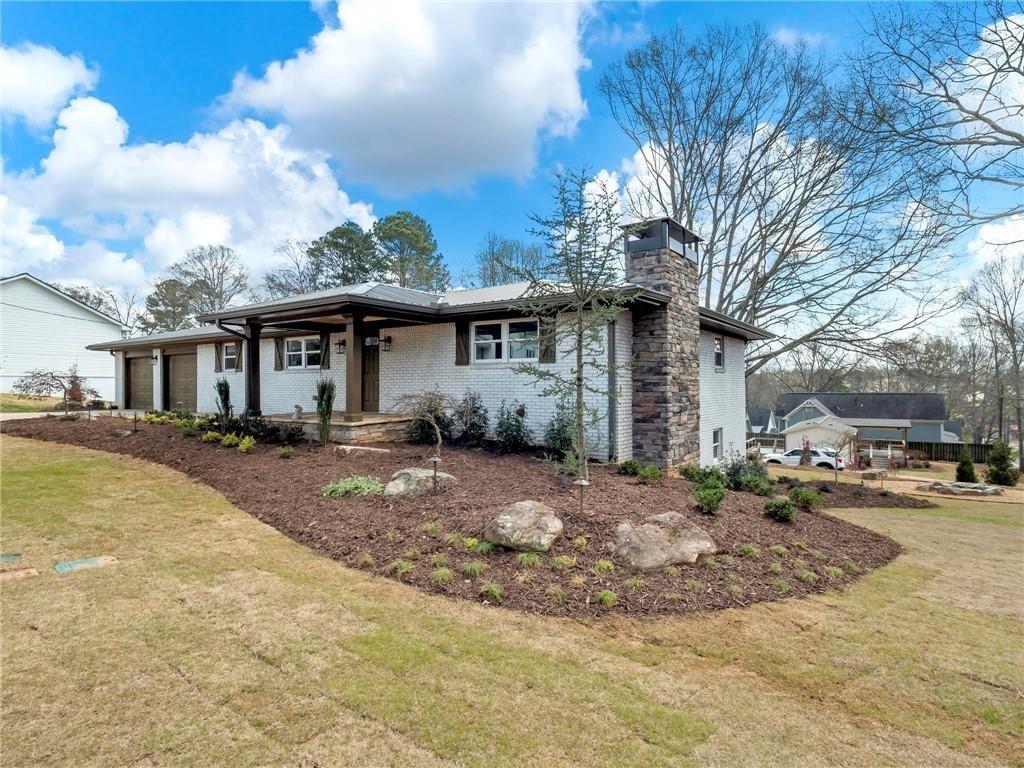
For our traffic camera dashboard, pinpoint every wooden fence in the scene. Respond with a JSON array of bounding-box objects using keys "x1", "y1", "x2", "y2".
[{"x1": 906, "y1": 441, "x2": 992, "y2": 463}]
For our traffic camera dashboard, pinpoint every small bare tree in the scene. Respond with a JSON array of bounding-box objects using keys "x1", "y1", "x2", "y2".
[
  {"x1": 170, "y1": 244, "x2": 249, "y2": 315},
  {"x1": 498, "y1": 168, "x2": 631, "y2": 481},
  {"x1": 13, "y1": 364, "x2": 99, "y2": 413},
  {"x1": 962, "y1": 250, "x2": 1024, "y2": 467}
]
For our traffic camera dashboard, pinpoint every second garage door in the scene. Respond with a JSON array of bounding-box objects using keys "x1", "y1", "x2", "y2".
[{"x1": 166, "y1": 354, "x2": 197, "y2": 413}]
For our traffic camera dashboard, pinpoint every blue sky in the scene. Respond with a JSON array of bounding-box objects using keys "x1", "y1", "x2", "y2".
[{"x1": 2, "y1": 1, "x2": 992, "y2": 294}]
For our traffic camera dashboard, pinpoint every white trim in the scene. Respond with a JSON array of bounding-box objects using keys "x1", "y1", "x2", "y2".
[
  {"x1": 284, "y1": 336, "x2": 322, "y2": 369},
  {"x1": 0, "y1": 273, "x2": 127, "y2": 330},
  {"x1": 222, "y1": 343, "x2": 238, "y2": 371},
  {"x1": 712, "y1": 427, "x2": 723, "y2": 459},
  {"x1": 713, "y1": 336, "x2": 725, "y2": 370},
  {"x1": 470, "y1": 318, "x2": 539, "y2": 364}
]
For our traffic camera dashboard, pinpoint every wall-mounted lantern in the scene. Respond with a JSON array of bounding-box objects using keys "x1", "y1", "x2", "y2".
[
  {"x1": 380, "y1": 335, "x2": 392, "y2": 352},
  {"x1": 334, "y1": 339, "x2": 347, "y2": 354}
]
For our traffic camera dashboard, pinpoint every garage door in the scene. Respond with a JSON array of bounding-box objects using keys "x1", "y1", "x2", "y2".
[
  {"x1": 167, "y1": 354, "x2": 197, "y2": 413},
  {"x1": 128, "y1": 357, "x2": 153, "y2": 410}
]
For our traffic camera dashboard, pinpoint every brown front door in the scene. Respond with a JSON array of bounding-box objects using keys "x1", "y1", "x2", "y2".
[
  {"x1": 166, "y1": 353, "x2": 197, "y2": 413},
  {"x1": 361, "y1": 344, "x2": 379, "y2": 412},
  {"x1": 128, "y1": 357, "x2": 153, "y2": 410}
]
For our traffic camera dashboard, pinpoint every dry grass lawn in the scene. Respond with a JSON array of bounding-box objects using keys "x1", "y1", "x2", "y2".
[
  {"x1": 0, "y1": 393, "x2": 63, "y2": 414},
  {"x1": 2, "y1": 437, "x2": 1022, "y2": 767}
]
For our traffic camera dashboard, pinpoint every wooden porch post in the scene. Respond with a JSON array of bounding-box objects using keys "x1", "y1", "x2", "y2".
[
  {"x1": 344, "y1": 312, "x2": 363, "y2": 421},
  {"x1": 245, "y1": 322, "x2": 261, "y2": 416}
]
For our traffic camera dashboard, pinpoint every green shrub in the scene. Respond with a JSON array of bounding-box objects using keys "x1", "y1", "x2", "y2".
[
  {"x1": 723, "y1": 456, "x2": 769, "y2": 491},
  {"x1": 637, "y1": 465, "x2": 664, "y2": 484},
  {"x1": 237, "y1": 435, "x2": 256, "y2": 454},
  {"x1": 543, "y1": 398, "x2": 576, "y2": 458},
  {"x1": 461, "y1": 560, "x2": 487, "y2": 577},
  {"x1": 738, "y1": 543, "x2": 759, "y2": 558},
  {"x1": 462, "y1": 537, "x2": 480, "y2": 550},
  {"x1": 517, "y1": 552, "x2": 542, "y2": 568},
  {"x1": 177, "y1": 423, "x2": 198, "y2": 437},
  {"x1": 421, "y1": 521, "x2": 441, "y2": 535},
  {"x1": 956, "y1": 448, "x2": 979, "y2": 483},
  {"x1": 617, "y1": 459, "x2": 643, "y2": 476},
  {"x1": 430, "y1": 567, "x2": 455, "y2": 585},
  {"x1": 219, "y1": 432, "x2": 241, "y2": 448},
  {"x1": 595, "y1": 589, "x2": 618, "y2": 607},
  {"x1": 388, "y1": 559, "x2": 415, "y2": 578},
  {"x1": 201, "y1": 430, "x2": 221, "y2": 443},
  {"x1": 277, "y1": 445, "x2": 294, "y2": 459},
  {"x1": 407, "y1": 389, "x2": 454, "y2": 444},
  {"x1": 985, "y1": 441, "x2": 1020, "y2": 486},
  {"x1": 764, "y1": 498, "x2": 797, "y2": 522},
  {"x1": 625, "y1": 577, "x2": 646, "y2": 592},
  {"x1": 479, "y1": 581, "x2": 502, "y2": 601},
  {"x1": 695, "y1": 479, "x2": 726, "y2": 514},
  {"x1": 592, "y1": 559, "x2": 615, "y2": 575},
  {"x1": 321, "y1": 475, "x2": 384, "y2": 497},
  {"x1": 454, "y1": 389, "x2": 489, "y2": 447},
  {"x1": 677, "y1": 463, "x2": 704, "y2": 482},
  {"x1": 546, "y1": 585, "x2": 568, "y2": 604},
  {"x1": 742, "y1": 476, "x2": 775, "y2": 496},
  {"x1": 495, "y1": 400, "x2": 532, "y2": 452},
  {"x1": 788, "y1": 487, "x2": 822, "y2": 512}
]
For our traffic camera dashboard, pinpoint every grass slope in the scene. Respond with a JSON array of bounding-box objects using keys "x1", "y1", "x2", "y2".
[
  {"x1": 2, "y1": 437, "x2": 1021, "y2": 767},
  {"x1": 0, "y1": 393, "x2": 62, "y2": 413}
]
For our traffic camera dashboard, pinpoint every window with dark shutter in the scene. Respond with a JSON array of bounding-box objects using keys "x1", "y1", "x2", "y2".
[
  {"x1": 274, "y1": 338, "x2": 284, "y2": 371},
  {"x1": 319, "y1": 332, "x2": 331, "y2": 369},
  {"x1": 539, "y1": 317, "x2": 556, "y2": 364},
  {"x1": 214, "y1": 342, "x2": 223, "y2": 373}
]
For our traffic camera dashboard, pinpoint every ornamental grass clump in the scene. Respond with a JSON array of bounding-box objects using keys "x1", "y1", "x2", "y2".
[
  {"x1": 315, "y1": 378, "x2": 336, "y2": 447},
  {"x1": 479, "y1": 582, "x2": 503, "y2": 601},
  {"x1": 595, "y1": 589, "x2": 618, "y2": 607},
  {"x1": 321, "y1": 475, "x2": 384, "y2": 497}
]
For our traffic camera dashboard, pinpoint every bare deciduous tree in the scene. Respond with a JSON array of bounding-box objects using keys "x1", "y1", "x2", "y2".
[
  {"x1": 261, "y1": 239, "x2": 320, "y2": 299},
  {"x1": 57, "y1": 283, "x2": 143, "y2": 333},
  {"x1": 13, "y1": 364, "x2": 99, "y2": 412},
  {"x1": 599, "y1": 23, "x2": 960, "y2": 373},
  {"x1": 464, "y1": 232, "x2": 546, "y2": 287},
  {"x1": 170, "y1": 244, "x2": 249, "y2": 315},
  {"x1": 853, "y1": 1, "x2": 1024, "y2": 225},
  {"x1": 962, "y1": 250, "x2": 1024, "y2": 465}
]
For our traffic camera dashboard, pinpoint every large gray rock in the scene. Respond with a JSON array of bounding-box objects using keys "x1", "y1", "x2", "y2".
[
  {"x1": 608, "y1": 512, "x2": 716, "y2": 571},
  {"x1": 484, "y1": 501, "x2": 564, "y2": 552},
  {"x1": 915, "y1": 481, "x2": 1004, "y2": 497},
  {"x1": 383, "y1": 467, "x2": 457, "y2": 498}
]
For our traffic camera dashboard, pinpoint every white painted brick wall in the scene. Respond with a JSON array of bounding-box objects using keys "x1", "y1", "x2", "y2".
[
  {"x1": 698, "y1": 331, "x2": 747, "y2": 466},
  {"x1": 379, "y1": 315, "x2": 621, "y2": 458},
  {"x1": 196, "y1": 343, "x2": 246, "y2": 414},
  {"x1": 259, "y1": 334, "x2": 347, "y2": 416}
]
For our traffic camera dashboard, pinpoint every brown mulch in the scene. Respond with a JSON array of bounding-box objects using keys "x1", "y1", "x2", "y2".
[{"x1": 2, "y1": 416, "x2": 911, "y2": 619}]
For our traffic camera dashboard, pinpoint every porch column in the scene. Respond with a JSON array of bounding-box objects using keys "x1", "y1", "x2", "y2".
[
  {"x1": 245, "y1": 322, "x2": 261, "y2": 416},
  {"x1": 344, "y1": 312, "x2": 363, "y2": 421}
]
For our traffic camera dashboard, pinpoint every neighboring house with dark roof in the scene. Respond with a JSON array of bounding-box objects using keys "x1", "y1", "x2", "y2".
[
  {"x1": 88, "y1": 218, "x2": 770, "y2": 467},
  {"x1": 0, "y1": 273, "x2": 127, "y2": 400},
  {"x1": 746, "y1": 406, "x2": 779, "y2": 434},
  {"x1": 777, "y1": 392, "x2": 962, "y2": 444}
]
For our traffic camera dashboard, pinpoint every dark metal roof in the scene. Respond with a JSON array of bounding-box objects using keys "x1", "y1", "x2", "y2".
[
  {"x1": 777, "y1": 392, "x2": 947, "y2": 421},
  {"x1": 747, "y1": 407, "x2": 773, "y2": 427},
  {"x1": 698, "y1": 306, "x2": 772, "y2": 341}
]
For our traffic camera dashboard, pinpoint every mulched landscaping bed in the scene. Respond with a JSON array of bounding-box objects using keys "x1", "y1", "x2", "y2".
[{"x1": 3, "y1": 416, "x2": 912, "y2": 618}]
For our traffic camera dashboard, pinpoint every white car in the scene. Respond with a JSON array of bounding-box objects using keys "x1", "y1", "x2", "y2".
[{"x1": 764, "y1": 448, "x2": 845, "y2": 471}]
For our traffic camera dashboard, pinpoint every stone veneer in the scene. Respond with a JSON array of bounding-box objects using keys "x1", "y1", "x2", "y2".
[{"x1": 628, "y1": 241, "x2": 701, "y2": 467}]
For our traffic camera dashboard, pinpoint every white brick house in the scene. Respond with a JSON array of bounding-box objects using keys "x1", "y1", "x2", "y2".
[{"x1": 90, "y1": 219, "x2": 768, "y2": 466}]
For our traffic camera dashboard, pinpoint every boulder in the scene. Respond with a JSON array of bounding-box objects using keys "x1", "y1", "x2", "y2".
[
  {"x1": 484, "y1": 501, "x2": 564, "y2": 552},
  {"x1": 915, "y1": 481, "x2": 1004, "y2": 497},
  {"x1": 383, "y1": 468, "x2": 457, "y2": 498},
  {"x1": 608, "y1": 512, "x2": 716, "y2": 571}
]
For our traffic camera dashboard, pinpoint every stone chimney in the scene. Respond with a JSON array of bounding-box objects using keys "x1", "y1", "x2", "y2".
[{"x1": 625, "y1": 218, "x2": 701, "y2": 467}]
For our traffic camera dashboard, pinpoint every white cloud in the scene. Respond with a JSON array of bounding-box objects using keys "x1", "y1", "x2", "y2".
[
  {"x1": 967, "y1": 215, "x2": 1024, "y2": 266},
  {"x1": 0, "y1": 43, "x2": 98, "y2": 128},
  {"x1": 0, "y1": 193, "x2": 65, "y2": 269},
  {"x1": 772, "y1": 26, "x2": 826, "y2": 49},
  {"x1": 4, "y1": 95, "x2": 375, "y2": 290},
  {"x1": 224, "y1": 0, "x2": 590, "y2": 193}
]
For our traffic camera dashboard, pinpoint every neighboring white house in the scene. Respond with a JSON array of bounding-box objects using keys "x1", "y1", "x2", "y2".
[
  {"x1": 89, "y1": 218, "x2": 770, "y2": 467},
  {"x1": 782, "y1": 415, "x2": 859, "y2": 460},
  {"x1": 1, "y1": 273, "x2": 126, "y2": 400}
]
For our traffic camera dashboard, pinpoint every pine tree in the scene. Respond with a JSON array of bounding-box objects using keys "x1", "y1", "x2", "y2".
[
  {"x1": 984, "y1": 441, "x2": 1020, "y2": 487},
  {"x1": 955, "y1": 448, "x2": 978, "y2": 483}
]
